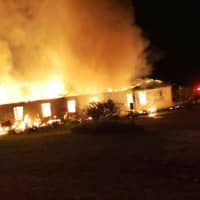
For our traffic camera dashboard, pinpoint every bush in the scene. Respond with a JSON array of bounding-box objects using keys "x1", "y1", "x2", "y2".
[{"x1": 87, "y1": 99, "x2": 120, "y2": 121}]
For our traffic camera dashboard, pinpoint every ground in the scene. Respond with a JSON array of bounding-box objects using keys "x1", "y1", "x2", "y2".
[{"x1": 0, "y1": 104, "x2": 200, "y2": 199}]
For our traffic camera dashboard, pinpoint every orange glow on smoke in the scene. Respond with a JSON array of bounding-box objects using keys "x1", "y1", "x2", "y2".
[
  {"x1": 0, "y1": 0, "x2": 151, "y2": 107},
  {"x1": 0, "y1": 86, "x2": 7, "y2": 104}
]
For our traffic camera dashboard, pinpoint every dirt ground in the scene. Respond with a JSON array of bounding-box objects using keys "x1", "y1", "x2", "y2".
[{"x1": 0, "y1": 104, "x2": 200, "y2": 199}]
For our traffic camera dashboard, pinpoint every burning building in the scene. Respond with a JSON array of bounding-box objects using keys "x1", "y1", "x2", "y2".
[
  {"x1": 66, "y1": 78, "x2": 173, "y2": 116},
  {"x1": 0, "y1": 78, "x2": 173, "y2": 134},
  {"x1": 133, "y1": 80, "x2": 173, "y2": 113}
]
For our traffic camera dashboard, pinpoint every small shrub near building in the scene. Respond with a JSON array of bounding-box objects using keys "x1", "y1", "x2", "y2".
[{"x1": 87, "y1": 99, "x2": 120, "y2": 121}]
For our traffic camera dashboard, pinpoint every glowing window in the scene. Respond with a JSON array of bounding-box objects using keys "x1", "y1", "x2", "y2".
[
  {"x1": 67, "y1": 100, "x2": 76, "y2": 113},
  {"x1": 126, "y1": 93, "x2": 134, "y2": 110},
  {"x1": 13, "y1": 106, "x2": 24, "y2": 121},
  {"x1": 41, "y1": 103, "x2": 51, "y2": 117},
  {"x1": 138, "y1": 91, "x2": 147, "y2": 105},
  {"x1": 126, "y1": 93, "x2": 133, "y2": 105},
  {"x1": 108, "y1": 88, "x2": 113, "y2": 93}
]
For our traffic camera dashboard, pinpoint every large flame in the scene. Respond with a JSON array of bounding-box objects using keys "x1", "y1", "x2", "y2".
[
  {"x1": 0, "y1": 0, "x2": 151, "y2": 104},
  {"x1": 0, "y1": 80, "x2": 66, "y2": 104}
]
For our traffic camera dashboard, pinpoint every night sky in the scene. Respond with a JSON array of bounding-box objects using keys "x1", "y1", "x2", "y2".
[{"x1": 133, "y1": 1, "x2": 200, "y2": 85}]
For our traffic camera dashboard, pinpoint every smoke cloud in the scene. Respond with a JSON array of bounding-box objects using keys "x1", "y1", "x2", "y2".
[{"x1": 0, "y1": 0, "x2": 151, "y2": 95}]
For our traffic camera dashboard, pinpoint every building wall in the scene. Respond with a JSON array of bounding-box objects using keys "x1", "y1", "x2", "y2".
[
  {"x1": 0, "y1": 92, "x2": 132, "y2": 122},
  {"x1": 134, "y1": 85, "x2": 173, "y2": 113},
  {"x1": 0, "y1": 97, "x2": 67, "y2": 123},
  {"x1": 73, "y1": 90, "x2": 133, "y2": 116}
]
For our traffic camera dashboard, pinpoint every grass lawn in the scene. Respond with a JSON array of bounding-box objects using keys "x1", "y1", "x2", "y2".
[{"x1": 0, "y1": 105, "x2": 200, "y2": 199}]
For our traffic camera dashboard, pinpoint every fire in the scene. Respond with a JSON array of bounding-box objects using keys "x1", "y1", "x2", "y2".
[
  {"x1": 23, "y1": 114, "x2": 41, "y2": 128},
  {"x1": 148, "y1": 107, "x2": 157, "y2": 113},
  {"x1": 29, "y1": 80, "x2": 66, "y2": 101},
  {"x1": 0, "y1": 1, "x2": 151, "y2": 137},
  {"x1": 0, "y1": 80, "x2": 66, "y2": 105},
  {"x1": 41, "y1": 80, "x2": 65, "y2": 99},
  {"x1": 8, "y1": 112, "x2": 62, "y2": 134},
  {"x1": 0, "y1": 84, "x2": 22, "y2": 104},
  {"x1": 0, "y1": 125, "x2": 9, "y2": 136},
  {"x1": 147, "y1": 107, "x2": 158, "y2": 118},
  {"x1": 12, "y1": 114, "x2": 40, "y2": 134},
  {"x1": 0, "y1": 0, "x2": 151, "y2": 104},
  {"x1": 12, "y1": 121, "x2": 26, "y2": 134}
]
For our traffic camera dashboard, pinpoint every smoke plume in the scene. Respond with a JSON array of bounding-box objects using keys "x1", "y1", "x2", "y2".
[{"x1": 0, "y1": 0, "x2": 151, "y2": 95}]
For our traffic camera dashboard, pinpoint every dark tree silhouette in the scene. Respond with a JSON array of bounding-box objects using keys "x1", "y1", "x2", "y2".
[{"x1": 87, "y1": 99, "x2": 119, "y2": 121}]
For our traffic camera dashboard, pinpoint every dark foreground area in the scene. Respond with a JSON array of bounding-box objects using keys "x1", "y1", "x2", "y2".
[{"x1": 0, "y1": 105, "x2": 200, "y2": 199}]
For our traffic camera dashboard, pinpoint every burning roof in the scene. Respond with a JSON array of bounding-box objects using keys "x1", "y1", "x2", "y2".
[{"x1": 132, "y1": 79, "x2": 170, "y2": 90}]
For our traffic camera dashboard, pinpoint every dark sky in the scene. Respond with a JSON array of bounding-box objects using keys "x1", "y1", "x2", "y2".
[{"x1": 132, "y1": 1, "x2": 200, "y2": 85}]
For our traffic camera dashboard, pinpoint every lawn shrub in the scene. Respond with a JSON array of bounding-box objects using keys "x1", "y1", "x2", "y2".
[{"x1": 87, "y1": 99, "x2": 120, "y2": 121}]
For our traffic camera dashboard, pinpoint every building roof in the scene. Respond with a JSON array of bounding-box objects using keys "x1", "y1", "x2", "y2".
[{"x1": 132, "y1": 79, "x2": 171, "y2": 91}]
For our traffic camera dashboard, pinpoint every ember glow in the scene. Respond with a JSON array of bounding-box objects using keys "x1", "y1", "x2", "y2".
[{"x1": 0, "y1": 0, "x2": 151, "y2": 104}]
